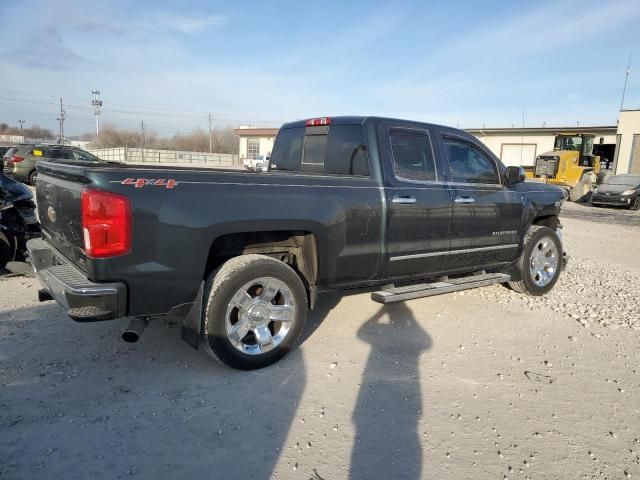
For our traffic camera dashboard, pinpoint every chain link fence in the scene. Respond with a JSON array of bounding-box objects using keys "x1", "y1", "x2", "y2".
[{"x1": 86, "y1": 147, "x2": 241, "y2": 169}]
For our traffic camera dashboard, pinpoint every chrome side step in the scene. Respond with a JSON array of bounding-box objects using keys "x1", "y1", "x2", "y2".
[{"x1": 371, "y1": 272, "x2": 510, "y2": 304}]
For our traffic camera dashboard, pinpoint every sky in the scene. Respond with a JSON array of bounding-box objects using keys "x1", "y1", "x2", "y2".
[{"x1": 0, "y1": 0, "x2": 638, "y2": 136}]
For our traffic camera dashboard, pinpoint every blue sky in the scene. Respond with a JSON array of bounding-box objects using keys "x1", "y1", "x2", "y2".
[{"x1": 0, "y1": 0, "x2": 638, "y2": 136}]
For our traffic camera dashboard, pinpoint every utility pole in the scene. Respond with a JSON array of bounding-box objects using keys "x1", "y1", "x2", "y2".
[
  {"x1": 140, "y1": 120, "x2": 145, "y2": 162},
  {"x1": 57, "y1": 98, "x2": 65, "y2": 144},
  {"x1": 208, "y1": 113, "x2": 213, "y2": 153},
  {"x1": 620, "y1": 52, "x2": 632, "y2": 111},
  {"x1": 91, "y1": 89, "x2": 103, "y2": 141},
  {"x1": 521, "y1": 107, "x2": 525, "y2": 166},
  {"x1": 18, "y1": 119, "x2": 26, "y2": 135}
]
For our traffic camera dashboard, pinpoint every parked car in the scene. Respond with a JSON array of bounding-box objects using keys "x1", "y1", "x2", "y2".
[
  {"x1": 590, "y1": 174, "x2": 640, "y2": 210},
  {"x1": 0, "y1": 146, "x2": 10, "y2": 170},
  {"x1": 28, "y1": 116, "x2": 566, "y2": 370},
  {"x1": 2, "y1": 144, "x2": 103, "y2": 185},
  {"x1": 0, "y1": 173, "x2": 41, "y2": 269},
  {"x1": 244, "y1": 154, "x2": 270, "y2": 171}
]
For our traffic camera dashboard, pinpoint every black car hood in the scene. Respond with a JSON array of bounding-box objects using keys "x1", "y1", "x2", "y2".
[
  {"x1": 514, "y1": 180, "x2": 565, "y2": 195},
  {"x1": 0, "y1": 173, "x2": 33, "y2": 203},
  {"x1": 596, "y1": 184, "x2": 637, "y2": 194}
]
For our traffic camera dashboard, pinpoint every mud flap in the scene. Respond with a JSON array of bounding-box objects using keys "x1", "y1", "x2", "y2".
[{"x1": 180, "y1": 282, "x2": 204, "y2": 349}]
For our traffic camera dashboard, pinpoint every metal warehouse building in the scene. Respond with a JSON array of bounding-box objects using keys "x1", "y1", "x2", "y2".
[{"x1": 236, "y1": 109, "x2": 640, "y2": 175}]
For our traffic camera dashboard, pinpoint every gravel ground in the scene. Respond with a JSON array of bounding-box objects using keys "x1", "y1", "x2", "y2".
[{"x1": 1, "y1": 212, "x2": 639, "y2": 479}]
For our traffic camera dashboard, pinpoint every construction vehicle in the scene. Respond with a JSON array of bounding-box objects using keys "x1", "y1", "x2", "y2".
[{"x1": 526, "y1": 133, "x2": 601, "y2": 202}]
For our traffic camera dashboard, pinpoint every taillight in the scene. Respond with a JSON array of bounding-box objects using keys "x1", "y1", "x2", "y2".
[
  {"x1": 81, "y1": 188, "x2": 131, "y2": 258},
  {"x1": 305, "y1": 117, "x2": 331, "y2": 127},
  {"x1": 11, "y1": 155, "x2": 24, "y2": 163}
]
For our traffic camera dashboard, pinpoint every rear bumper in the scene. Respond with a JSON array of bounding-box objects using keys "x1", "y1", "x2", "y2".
[{"x1": 27, "y1": 238, "x2": 127, "y2": 322}]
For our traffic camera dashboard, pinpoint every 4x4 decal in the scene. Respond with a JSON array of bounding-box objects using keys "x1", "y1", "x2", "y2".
[{"x1": 121, "y1": 178, "x2": 177, "y2": 189}]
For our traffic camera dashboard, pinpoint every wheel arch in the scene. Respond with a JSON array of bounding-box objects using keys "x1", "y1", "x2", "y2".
[{"x1": 202, "y1": 230, "x2": 320, "y2": 308}]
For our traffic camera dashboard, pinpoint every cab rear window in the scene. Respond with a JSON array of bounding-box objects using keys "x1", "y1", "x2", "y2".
[{"x1": 270, "y1": 125, "x2": 369, "y2": 176}]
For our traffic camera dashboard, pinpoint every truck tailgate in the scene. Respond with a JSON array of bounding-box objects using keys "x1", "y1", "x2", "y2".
[{"x1": 36, "y1": 164, "x2": 87, "y2": 271}]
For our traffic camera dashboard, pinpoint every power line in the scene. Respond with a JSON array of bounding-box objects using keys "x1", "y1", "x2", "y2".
[{"x1": 0, "y1": 93, "x2": 283, "y2": 125}]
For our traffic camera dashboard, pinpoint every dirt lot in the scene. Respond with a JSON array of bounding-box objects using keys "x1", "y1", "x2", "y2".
[{"x1": 1, "y1": 205, "x2": 639, "y2": 480}]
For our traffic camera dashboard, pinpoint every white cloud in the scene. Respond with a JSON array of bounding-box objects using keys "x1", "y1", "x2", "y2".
[{"x1": 142, "y1": 12, "x2": 229, "y2": 34}]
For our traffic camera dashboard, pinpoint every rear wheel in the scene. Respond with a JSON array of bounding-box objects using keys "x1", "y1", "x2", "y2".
[
  {"x1": 28, "y1": 170, "x2": 37, "y2": 186},
  {"x1": 507, "y1": 226, "x2": 562, "y2": 296},
  {"x1": 202, "y1": 254, "x2": 308, "y2": 370}
]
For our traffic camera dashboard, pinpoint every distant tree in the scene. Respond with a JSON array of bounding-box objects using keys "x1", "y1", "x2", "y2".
[
  {"x1": 84, "y1": 124, "x2": 239, "y2": 154},
  {"x1": 0, "y1": 122, "x2": 54, "y2": 139}
]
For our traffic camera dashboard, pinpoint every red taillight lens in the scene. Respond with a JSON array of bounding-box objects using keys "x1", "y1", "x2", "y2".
[
  {"x1": 81, "y1": 188, "x2": 131, "y2": 258},
  {"x1": 11, "y1": 155, "x2": 24, "y2": 163},
  {"x1": 305, "y1": 117, "x2": 331, "y2": 127}
]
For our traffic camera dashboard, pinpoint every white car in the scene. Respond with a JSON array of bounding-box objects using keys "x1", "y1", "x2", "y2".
[{"x1": 244, "y1": 154, "x2": 269, "y2": 171}]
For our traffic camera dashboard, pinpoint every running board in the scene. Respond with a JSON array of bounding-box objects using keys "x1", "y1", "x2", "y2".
[{"x1": 371, "y1": 272, "x2": 511, "y2": 304}]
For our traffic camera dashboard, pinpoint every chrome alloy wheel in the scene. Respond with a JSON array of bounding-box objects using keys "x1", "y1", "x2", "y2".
[
  {"x1": 529, "y1": 236, "x2": 559, "y2": 287},
  {"x1": 225, "y1": 276, "x2": 296, "y2": 355}
]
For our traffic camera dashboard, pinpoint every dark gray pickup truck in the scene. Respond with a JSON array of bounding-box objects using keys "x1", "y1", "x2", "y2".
[{"x1": 28, "y1": 116, "x2": 567, "y2": 369}]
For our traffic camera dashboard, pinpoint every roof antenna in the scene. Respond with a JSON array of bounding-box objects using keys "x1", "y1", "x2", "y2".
[{"x1": 620, "y1": 52, "x2": 632, "y2": 111}]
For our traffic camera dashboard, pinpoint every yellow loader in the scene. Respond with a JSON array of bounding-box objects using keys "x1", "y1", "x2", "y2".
[{"x1": 525, "y1": 134, "x2": 604, "y2": 202}]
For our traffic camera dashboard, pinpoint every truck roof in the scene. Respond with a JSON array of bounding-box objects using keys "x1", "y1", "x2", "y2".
[{"x1": 281, "y1": 116, "x2": 459, "y2": 132}]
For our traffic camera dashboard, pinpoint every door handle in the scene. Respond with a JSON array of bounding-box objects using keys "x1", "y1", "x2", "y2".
[
  {"x1": 454, "y1": 196, "x2": 475, "y2": 204},
  {"x1": 392, "y1": 195, "x2": 417, "y2": 204}
]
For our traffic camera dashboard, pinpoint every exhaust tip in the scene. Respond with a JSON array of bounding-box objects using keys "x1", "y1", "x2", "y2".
[
  {"x1": 122, "y1": 318, "x2": 147, "y2": 343},
  {"x1": 122, "y1": 330, "x2": 140, "y2": 343}
]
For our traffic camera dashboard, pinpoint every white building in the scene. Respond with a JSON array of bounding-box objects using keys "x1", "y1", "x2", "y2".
[{"x1": 234, "y1": 127, "x2": 279, "y2": 160}]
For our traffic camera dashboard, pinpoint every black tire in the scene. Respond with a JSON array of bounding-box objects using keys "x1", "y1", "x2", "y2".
[
  {"x1": 28, "y1": 170, "x2": 37, "y2": 186},
  {"x1": 0, "y1": 232, "x2": 16, "y2": 270},
  {"x1": 202, "y1": 254, "x2": 308, "y2": 370},
  {"x1": 507, "y1": 226, "x2": 562, "y2": 296},
  {"x1": 569, "y1": 176, "x2": 592, "y2": 203},
  {"x1": 630, "y1": 196, "x2": 640, "y2": 211}
]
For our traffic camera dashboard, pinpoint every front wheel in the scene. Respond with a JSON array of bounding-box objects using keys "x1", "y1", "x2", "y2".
[
  {"x1": 569, "y1": 178, "x2": 591, "y2": 202},
  {"x1": 507, "y1": 226, "x2": 562, "y2": 296},
  {"x1": 202, "y1": 254, "x2": 308, "y2": 370},
  {"x1": 630, "y1": 197, "x2": 640, "y2": 211}
]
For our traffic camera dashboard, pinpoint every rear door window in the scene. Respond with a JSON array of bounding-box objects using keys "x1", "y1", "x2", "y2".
[
  {"x1": 72, "y1": 149, "x2": 101, "y2": 162},
  {"x1": 47, "y1": 148, "x2": 75, "y2": 160},
  {"x1": 389, "y1": 129, "x2": 437, "y2": 182}
]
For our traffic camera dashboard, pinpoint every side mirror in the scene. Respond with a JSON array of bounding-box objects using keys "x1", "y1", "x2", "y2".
[{"x1": 505, "y1": 166, "x2": 525, "y2": 185}]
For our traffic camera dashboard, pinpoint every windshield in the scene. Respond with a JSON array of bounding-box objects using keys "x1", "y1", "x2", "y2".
[
  {"x1": 555, "y1": 135, "x2": 583, "y2": 151},
  {"x1": 605, "y1": 175, "x2": 640, "y2": 186}
]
